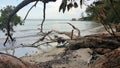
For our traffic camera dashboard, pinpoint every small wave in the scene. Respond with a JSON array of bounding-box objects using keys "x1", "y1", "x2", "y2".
[
  {"x1": 18, "y1": 29, "x2": 38, "y2": 32},
  {"x1": 15, "y1": 34, "x2": 40, "y2": 39},
  {"x1": 81, "y1": 25, "x2": 103, "y2": 32}
]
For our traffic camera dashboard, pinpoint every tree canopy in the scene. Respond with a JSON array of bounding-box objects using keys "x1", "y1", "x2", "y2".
[
  {"x1": 0, "y1": 5, "x2": 23, "y2": 32},
  {"x1": 85, "y1": 0, "x2": 120, "y2": 24},
  {"x1": 85, "y1": 0, "x2": 120, "y2": 35}
]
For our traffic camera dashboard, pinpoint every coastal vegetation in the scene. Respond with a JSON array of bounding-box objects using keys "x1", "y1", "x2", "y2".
[
  {"x1": 85, "y1": 0, "x2": 120, "y2": 32},
  {"x1": 0, "y1": 6, "x2": 23, "y2": 32},
  {"x1": 0, "y1": 0, "x2": 120, "y2": 68}
]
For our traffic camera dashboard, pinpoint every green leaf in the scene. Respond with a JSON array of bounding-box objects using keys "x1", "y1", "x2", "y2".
[
  {"x1": 80, "y1": 0, "x2": 82, "y2": 8},
  {"x1": 59, "y1": 3, "x2": 64, "y2": 12},
  {"x1": 0, "y1": 5, "x2": 23, "y2": 32},
  {"x1": 67, "y1": 3, "x2": 73, "y2": 11},
  {"x1": 59, "y1": 0, "x2": 67, "y2": 13},
  {"x1": 74, "y1": 2, "x2": 78, "y2": 8}
]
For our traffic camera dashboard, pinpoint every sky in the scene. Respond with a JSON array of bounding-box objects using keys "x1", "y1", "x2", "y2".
[{"x1": 0, "y1": 0, "x2": 94, "y2": 19}]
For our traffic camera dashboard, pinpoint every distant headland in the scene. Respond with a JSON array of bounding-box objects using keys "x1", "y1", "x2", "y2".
[{"x1": 71, "y1": 17, "x2": 92, "y2": 21}]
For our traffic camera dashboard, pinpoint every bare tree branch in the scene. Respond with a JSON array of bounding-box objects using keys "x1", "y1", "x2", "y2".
[
  {"x1": 40, "y1": 2, "x2": 46, "y2": 32},
  {"x1": 23, "y1": 1, "x2": 39, "y2": 21},
  {"x1": 68, "y1": 23, "x2": 81, "y2": 37},
  {"x1": 32, "y1": 31, "x2": 52, "y2": 45}
]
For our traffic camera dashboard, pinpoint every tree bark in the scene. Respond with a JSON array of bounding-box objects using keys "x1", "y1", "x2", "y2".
[
  {"x1": 66, "y1": 32, "x2": 120, "y2": 50},
  {"x1": 0, "y1": 52, "x2": 39, "y2": 68},
  {"x1": 89, "y1": 48, "x2": 120, "y2": 68}
]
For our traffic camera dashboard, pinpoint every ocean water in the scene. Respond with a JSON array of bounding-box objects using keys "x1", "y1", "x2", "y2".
[{"x1": 0, "y1": 19, "x2": 102, "y2": 57}]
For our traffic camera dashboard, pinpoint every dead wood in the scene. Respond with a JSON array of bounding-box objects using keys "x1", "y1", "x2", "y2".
[
  {"x1": 68, "y1": 23, "x2": 80, "y2": 38},
  {"x1": 89, "y1": 48, "x2": 120, "y2": 68},
  {"x1": 32, "y1": 31, "x2": 52, "y2": 45},
  {"x1": 31, "y1": 25, "x2": 80, "y2": 47},
  {"x1": 53, "y1": 30, "x2": 79, "y2": 39},
  {"x1": 92, "y1": 48, "x2": 112, "y2": 55}
]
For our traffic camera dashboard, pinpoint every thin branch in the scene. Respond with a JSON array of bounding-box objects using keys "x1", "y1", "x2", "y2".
[
  {"x1": 3, "y1": 36, "x2": 9, "y2": 46},
  {"x1": 68, "y1": 23, "x2": 81, "y2": 37},
  {"x1": 32, "y1": 31, "x2": 52, "y2": 45},
  {"x1": 41, "y1": 2, "x2": 46, "y2": 32},
  {"x1": 23, "y1": 1, "x2": 38, "y2": 21}
]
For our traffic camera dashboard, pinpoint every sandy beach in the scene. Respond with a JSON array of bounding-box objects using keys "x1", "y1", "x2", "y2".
[
  {"x1": 0, "y1": 25, "x2": 119, "y2": 68},
  {"x1": 20, "y1": 46, "x2": 93, "y2": 68},
  {"x1": 20, "y1": 26, "x2": 109, "y2": 68},
  {"x1": 0, "y1": 20, "x2": 111, "y2": 68}
]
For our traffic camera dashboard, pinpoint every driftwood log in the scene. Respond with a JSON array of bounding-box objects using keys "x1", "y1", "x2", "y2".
[
  {"x1": 64, "y1": 32, "x2": 120, "y2": 68},
  {"x1": 0, "y1": 52, "x2": 39, "y2": 68}
]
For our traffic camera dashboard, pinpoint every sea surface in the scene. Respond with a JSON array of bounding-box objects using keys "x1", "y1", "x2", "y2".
[{"x1": 0, "y1": 19, "x2": 102, "y2": 57}]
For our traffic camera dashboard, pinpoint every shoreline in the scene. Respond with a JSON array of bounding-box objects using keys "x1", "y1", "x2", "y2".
[
  {"x1": 21, "y1": 47, "x2": 92, "y2": 68},
  {"x1": 0, "y1": 26, "x2": 119, "y2": 68},
  {"x1": 0, "y1": 25, "x2": 107, "y2": 57},
  {"x1": 20, "y1": 26, "x2": 109, "y2": 67}
]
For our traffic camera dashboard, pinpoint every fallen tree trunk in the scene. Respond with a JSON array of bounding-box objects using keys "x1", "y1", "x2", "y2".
[{"x1": 66, "y1": 32, "x2": 120, "y2": 50}]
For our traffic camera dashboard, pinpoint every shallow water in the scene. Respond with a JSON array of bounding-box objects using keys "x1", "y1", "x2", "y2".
[{"x1": 0, "y1": 19, "x2": 102, "y2": 57}]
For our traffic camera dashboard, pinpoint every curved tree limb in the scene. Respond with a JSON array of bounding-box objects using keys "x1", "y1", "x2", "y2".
[
  {"x1": 68, "y1": 23, "x2": 81, "y2": 38},
  {"x1": 52, "y1": 23, "x2": 80, "y2": 40}
]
